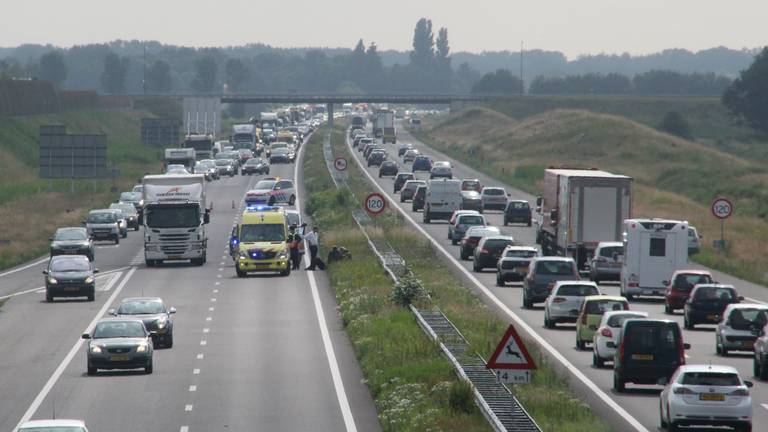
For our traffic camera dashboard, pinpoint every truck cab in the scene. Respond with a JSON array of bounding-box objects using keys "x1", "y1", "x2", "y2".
[{"x1": 233, "y1": 206, "x2": 291, "y2": 277}]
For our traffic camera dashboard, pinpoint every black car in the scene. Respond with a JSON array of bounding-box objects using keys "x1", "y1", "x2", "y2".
[
  {"x1": 504, "y1": 200, "x2": 532, "y2": 226},
  {"x1": 400, "y1": 180, "x2": 424, "y2": 202},
  {"x1": 110, "y1": 297, "x2": 177, "y2": 348},
  {"x1": 379, "y1": 161, "x2": 398, "y2": 177},
  {"x1": 44, "y1": 255, "x2": 98, "y2": 302},
  {"x1": 242, "y1": 158, "x2": 270, "y2": 175},
  {"x1": 684, "y1": 284, "x2": 742, "y2": 329},
  {"x1": 270, "y1": 148, "x2": 292, "y2": 164},
  {"x1": 613, "y1": 319, "x2": 689, "y2": 392},
  {"x1": 472, "y1": 236, "x2": 516, "y2": 272},
  {"x1": 412, "y1": 185, "x2": 427, "y2": 212},
  {"x1": 412, "y1": 155, "x2": 433, "y2": 172},
  {"x1": 214, "y1": 159, "x2": 237, "y2": 176},
  {"x1": 50, "y1": 227, "x2": 94, "y2": 261},
  {"x1": 398, "y1": 144, "x2": 414, "y2": 157},
  {"x1": 83, "y1": 318, "x2": 154, "y2": 375},
  {"x1": 367, "y1": 151, "x2": 387, "y2": 167},
  {"x1": 110, "y1": 203, "x2": 140, "y2": 230},
  {"x1": 394, "y1": 173, "x2": 415, "y2": 193}
]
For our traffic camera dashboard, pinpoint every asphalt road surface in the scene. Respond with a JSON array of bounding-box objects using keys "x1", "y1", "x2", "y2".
[
  {"x1": 347, "y1": 122, "x2": 768, "y2": 432},
  {"x1": 0, "y1": 135, "x2": 380, "y2": 432}
]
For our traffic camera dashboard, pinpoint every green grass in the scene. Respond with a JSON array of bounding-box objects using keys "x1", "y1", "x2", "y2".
[{"x1": 308, "y1": 124, "x2": 614, "y2": 432}]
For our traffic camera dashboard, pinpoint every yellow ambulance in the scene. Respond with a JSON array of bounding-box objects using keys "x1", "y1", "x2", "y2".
[{"x1": 233, "y1": 206, "x2": 291, "y2": 277}]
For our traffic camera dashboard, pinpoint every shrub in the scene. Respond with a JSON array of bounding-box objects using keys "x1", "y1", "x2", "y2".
[
  {"x1": 448, "y1": 379, "x2": 475, "y2": 414},
  {"x1": 391, "y1": 276, "x2": 426, "y2": 307},
  {"x1": 658, "y1": 111, "x2": 692, "y2": 140}
]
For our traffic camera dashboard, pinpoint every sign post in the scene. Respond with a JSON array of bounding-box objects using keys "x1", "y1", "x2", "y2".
[
  {"x1": 364, "y1": 192, "x2": 386, "y2": 216},
  {"x1": 710, "y1": 197, "x2": 733, "y2": 251},
  {"x1": 486, "y1": 324, "x2": 537, "y2": 386}
]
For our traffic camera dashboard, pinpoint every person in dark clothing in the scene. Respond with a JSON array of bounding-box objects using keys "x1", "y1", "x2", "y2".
[{"x1": 288, "y1": 224, "x2": 302, "y2": 270}]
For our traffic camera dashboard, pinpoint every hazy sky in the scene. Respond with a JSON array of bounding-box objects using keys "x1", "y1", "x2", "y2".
[{"x1": 2, "y1": 0, "x2": 766, "y2": 58}]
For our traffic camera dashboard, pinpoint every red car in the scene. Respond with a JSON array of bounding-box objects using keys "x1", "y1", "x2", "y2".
[{"x1": 664, "y1": 270, "x2": 714, "y2": 314}]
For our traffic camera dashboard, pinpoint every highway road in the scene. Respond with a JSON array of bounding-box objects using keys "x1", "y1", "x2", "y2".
[
  {"x1": 0, "y1": 134, "x2": 380, "y2": 432},
  {"x1": 347, "y1": 122, "x2": 768, "y2": 432}
]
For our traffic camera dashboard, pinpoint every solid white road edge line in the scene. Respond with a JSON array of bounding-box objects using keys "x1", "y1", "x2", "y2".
[
  {"x1": 13, "y1": 266, "x2": 137, "y2": 430},
  {"x1": 296, "y1": 130, "x2": 358, "y2": 432},
  {"x1": 346, "y1": 133, "x2": 650, "y2": 432},
  {"x1": 0, "y1": 257, "x2": 48, "y2": 278}
]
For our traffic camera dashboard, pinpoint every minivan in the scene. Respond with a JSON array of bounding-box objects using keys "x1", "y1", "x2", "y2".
[
  {"x1": 612, "y1": 319, "x2": 689, "y2": 392},
  {"x1": 85, "y1": 209, "x2": 121, "y2": 244}
]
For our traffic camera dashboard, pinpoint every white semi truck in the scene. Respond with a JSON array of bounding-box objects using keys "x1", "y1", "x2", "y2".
[
  {"x1": 142, "y1": 174, "x2": 209, "y2": 267},
  {"x1": 536, "y1": 168, "x2": 633, "y2": 271}
]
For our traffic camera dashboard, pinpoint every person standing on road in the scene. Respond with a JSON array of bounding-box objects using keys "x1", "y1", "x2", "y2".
[
  {"x1": 288, "y1": 224, "x2": 302, "y2": 270},
  {"x1": 305, "y1": 226, "x2": 319, "y2": 270}
]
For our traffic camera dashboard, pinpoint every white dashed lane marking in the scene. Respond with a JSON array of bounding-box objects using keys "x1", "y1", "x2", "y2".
[
  {"x1": 193, "y1": 368, "x2": 200, "y2": 375},
  {"x1": 189, "y1": 385, "x2": 197, "y2": 392},
  {"x1": 197, "y1": 354, "x2": 204, "y2": 360},
  {"x1": 200, "y1": 340, "x2": 207, "y2": 346},
  {"x1": 185, "y1": 405, "x2": 193, "y2": 412}
]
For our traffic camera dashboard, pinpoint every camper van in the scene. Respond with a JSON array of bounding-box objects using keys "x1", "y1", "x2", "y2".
[{"x1": 620, "y1": 218, "x2": 689, "y2": 300}]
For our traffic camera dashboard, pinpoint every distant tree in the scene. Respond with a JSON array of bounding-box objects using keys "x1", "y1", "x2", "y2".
[
  {"x1": 363, "y1": 42, "x2": 384, "y2": 92},
  {"x1": 434, "y1": 27, "x2": 452, "y2": 92},
  {"x1": 146, "y1": 60, "x2": 171, "y2": 93},
  {"x1": 191, "y1": 56, "x2": 218, "y2": 93},
  {"x1": 471, "y1": 69, "x2": 523, "y2": 94},
  {"x1": 658, "y1": 111, "x2": 693, "y2": 139},
  {"x1": 100, "y1": 52, "x2": 130, "y2": 94},
  {"x1": 38, "y1": 51, "x2": 67, "y2": 88},
  {"x1": 410, "y1": 18, "x2": 434, "y2": 70},
  {"x1": 722, "y1": 47, "x2": 768, "y2": 132},
  {"x1": 224, "y1": 58, "x2": 248, "y2": 92},
  {"x1": 453, "y1": 62, "x2": 481, "y2": 93}
]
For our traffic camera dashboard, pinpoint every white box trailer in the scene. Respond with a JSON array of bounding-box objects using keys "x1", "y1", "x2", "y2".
[{"x1": 620, "y1": 218, "x2": 689, "y2": 299}]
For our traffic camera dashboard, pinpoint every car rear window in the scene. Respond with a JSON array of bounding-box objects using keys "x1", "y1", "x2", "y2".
[
  {"x1": 728, "y1": 308, "x2": 768, "y2": 330},
  {"x1": 674, "y1": 274, "x2": 713, "y2": 290},
  {"x1": 599, "y1": 246, "x2": 623, "y2": 258},
  {"x1": 505, "y1": 250, "x2": 537, "y2": 258},
  {"x1": 625, "y1": 323, "x2": 678, "y2": 353},
  {"x1": 607, "y1": 313, "x2": 646, "y2": 328},
  {"x1": 501, "y1": 260, "x2": 530, "y2": 269},
  {"x1": 585, "y1": 300, "x2": 627, "y2": 314},
  {"x1": 459, "y1": 215, "x2": 484, "y2": 225},
  {"x1": 484, "y1": 189, "x2": 505, "y2": 196},
  {"x1": 694, "y1": 287, "x2": 736, "y2": 301},
  {"x1": 535, "y1": 260, "x2": 575, "y2": 275},
  {"x1": 558, "y1": 285, "x2": 599, "y2": 296},
  {"x1": 484, "y1": 239, "x2": 514, "y2": 249},
  {"x1": 680, "y1": 372, "x2": 740, "y2": 386}
]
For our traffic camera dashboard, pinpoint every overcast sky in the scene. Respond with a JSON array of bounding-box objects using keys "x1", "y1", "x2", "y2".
[{"x1": 2, "y1": 0, "x2": 765, "y2": 58}]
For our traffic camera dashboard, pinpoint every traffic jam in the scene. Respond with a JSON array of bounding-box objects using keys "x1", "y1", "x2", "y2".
[
  {"x1": 348, "y1": 109, "x2": 758, "y2": 432},
  {"x1": 18, "y1": 107, "x2": 321, "y2": 432}
]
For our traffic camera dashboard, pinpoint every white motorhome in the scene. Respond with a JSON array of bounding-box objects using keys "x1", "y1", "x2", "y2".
[
  {"x1": 620, "y1": 218, "x2": 689, "y2": 300},
  {"x1": 164, "y1": 148, "x2": 196, "y2": 170},
  {"x1": 423, "y1": 178, "x2": 462, "y2": 223},
  {"x1": 142, "y1": 174, "x2": 209, "y2": 267}
]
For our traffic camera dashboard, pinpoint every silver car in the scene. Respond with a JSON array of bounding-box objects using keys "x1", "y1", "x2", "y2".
[
  {"x1": 496, "y1": 246, "x2": 539, "y2": 286},
  {"x1": 589, "y1": 242, "x2": 623, "y2": 283},
  {"x1": 82, "y1": 318, "x2": 154, "y2": 375},
  {"x1": 85, "y1": 209, "x2": 121, "y2": 244},
  {"x1": 716, "y1": 304, "x2": 768, "y2": 355},
  {"x1": 480, "y1": 187, "x2": 508, "y2": 212},
  {"x1": 430, "y1": 161, "x2": 453, "y2": 179}
]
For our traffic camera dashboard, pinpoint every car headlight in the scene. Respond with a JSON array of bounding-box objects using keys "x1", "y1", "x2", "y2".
[
  {"x1": 48, "y1": 277, "x2": 58, "y2": 284},
  {"x1": 84, "y1": 276, "x2": 94, "y2": 284},
  {"x1": 136, "y1": 343, "x2": 148, "y2": 353},
  {"x1": 90, "y1": 345, "x2": 102, "y2": 354},
  {"x1": 156, "y1": 316, "x2": 167, "y2": 329}
]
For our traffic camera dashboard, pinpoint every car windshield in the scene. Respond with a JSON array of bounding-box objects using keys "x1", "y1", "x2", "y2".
[
  {"x1": 19, "y1": 427, "x2": 87, "y2": 432},
  {"x1": 674, "y1": 274, "x2": 713, "y2": 290},
  {"x1": 145, "y1": 206, "x2": 199, "y2": 228},
  {"x1": 120, "y1": 192, "x2": 138, "y2": 202},
  {"x1": 459, "y1": 215, "x2": 484, "y2": 225},
  {"x1": 240, "y1": 223, "x2": 285, "y2": 242},
  {"x1": 681, "y1": 372, "x2": 741, "y2": 386},
  {"x1": 87, "y1": 212, "x2": 116, "y2": 223},
  {"x1": 694, "y1": 287, "x2": 736, "y2": 301},
  {"x1": 728, "y1": 308, "x2": 768, "y2": 330},
  {"x1": 484, "y1": 189, "x2": 505, "y2": 196},
  {"x1": 233, "y1": 133, "x2": 253, "y2": 141},
  {"x1": 246, "y1": 159, "x2": 261, "y2": 165},
  {"x1": 586, "y1": 300, "x2": 627, "y2": 314},
  {"x1": 118, "y1": 301, "x2": 164, "y2": 315},
  {"x1": 535, "y1": 260, "x2": 574, "y2": 275},
  {"x1": 505, "y1": 250, "x2": 537, "y2": 258},
  {"x1": 51, "y1": 258, "x2": 90, "y2": 272},
  {"x1": 255, "y1": 180, "x2": 277, "y2": 190},
  {"x1": 558, "y1": 285, "x2": 599, "y2": 296},
  {"x1": 93, "y1": 321, "x2": 146, "y2": 339},
  {"x1": 110, "y1": 204, "x2": 135, "y2": 213},
  {"x1": 54, "y1": 229, "x2": 87, "y2": 241},
  {"x1": 607, "y1": 313, "x2": 646, "y2": 328}
]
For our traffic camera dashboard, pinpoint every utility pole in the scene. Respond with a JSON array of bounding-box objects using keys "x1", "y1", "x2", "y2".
[
  {"x1": 142, "y1": 44, "x2": 147, "y2": 95},
  {"x1": 520, "y1": 41, "x2": 524, "y2": 95}
]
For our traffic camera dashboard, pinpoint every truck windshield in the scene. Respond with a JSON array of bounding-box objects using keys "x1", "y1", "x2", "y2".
[
  {"x1": 233, "y1": 133, "x2": 254, "y2": 142},
  {"x1": 145, "y1": 206, "x2": 200, "y2": 228},
  {"x1": 240, "y1": 224, "x2": 285, "y2": 242}
]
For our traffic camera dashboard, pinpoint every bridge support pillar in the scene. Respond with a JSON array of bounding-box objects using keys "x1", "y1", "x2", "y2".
[{"x1": 327, "y1": 103, "x2": 334, "y2": 128}]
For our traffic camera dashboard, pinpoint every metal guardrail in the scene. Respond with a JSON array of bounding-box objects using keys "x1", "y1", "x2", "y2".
[{"x1": 317, "y1": 126, "x2": 541, "y2": 432}]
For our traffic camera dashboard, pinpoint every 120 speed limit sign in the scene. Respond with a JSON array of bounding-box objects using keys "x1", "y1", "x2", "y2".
[
  {"x1": 364, "y1": 192, "x2": 387, "y2": 216},
  {"x1": 711, "y1": 197, "x2": 733, "y2": 219}
]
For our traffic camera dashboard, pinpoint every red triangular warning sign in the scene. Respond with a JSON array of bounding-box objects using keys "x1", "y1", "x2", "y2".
[{"x1": 486, "y1": 324, "x2": 537, "y2": 370}]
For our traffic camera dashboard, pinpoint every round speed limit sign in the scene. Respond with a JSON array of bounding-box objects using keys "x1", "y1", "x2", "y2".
[
  {"x1": 711, "y1": 197, "x2": 733, "y2": 219},
  {"x1": 364, "y1": 192, "x2": 386, "y2": 216},
  {"x1": 334, "y1": 157, "x2": 348, "y2": 171}
]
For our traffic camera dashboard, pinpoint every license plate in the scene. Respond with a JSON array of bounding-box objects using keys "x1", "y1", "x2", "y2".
[
  {"x1": 110, "y1": 355, "x2": 130, "y2": 361},
  {"x1": 168, "y1": 256, "x2": 183, "y2": 260},
  {"x1": 63, "y1": 287, "x2": 80, "y2": 292},
  {"x1": 66, "y1": 250, "x2": 78, "y2": 254},
  {"x1": 251, "y1": 262, "x2": 270, "y2": 266},
  {"x1": 515, "y1": 266, "x2": 528, "y2": 272},
  {"x1": 433, "y1": 203, "x2": 443, "y2": 207},
  {"x1": 700, "y1": 393, "x2": 725, "y2": 401},
  {"x1": 707, "y1": 314, "x2": 719, "y2": 321},
  {"x1": 631, "y1": 354, "x2": 654, "y2": 361},
  {"x1": 742, "y1": 341, "x2": 754, "y2": 348}
]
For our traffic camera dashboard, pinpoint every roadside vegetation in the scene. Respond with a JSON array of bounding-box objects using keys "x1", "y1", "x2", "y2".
[
  {"x1": 304, "y1": 125, "x2": 613, "y2": 431},
  {"x1": 0, "y1": 108, "x2": 164, "y2": 269},
  {"x1": 415, "y1": 105, "x2": 768, "y2": 286}
]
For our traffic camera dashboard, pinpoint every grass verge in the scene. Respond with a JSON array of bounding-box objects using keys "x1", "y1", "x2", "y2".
[{"x1": 305, "y1": 124, "x2": 613, "y2": 431}]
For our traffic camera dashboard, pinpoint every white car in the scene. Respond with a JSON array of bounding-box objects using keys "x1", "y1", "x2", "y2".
[
  {"x1": 659, "y1": 364, "x2": 752, "y2": 432},
  {"x1": 592, "y1": 310, "x2": 649, "y2": 367},
  {"x1": 544, "y1": 281, "x2": 601, "y2": 329},
  {"x1": 245, "y1": 178, "x2": 296, "y2": 206},
  {"x1": 715, "y1": 304, "x2": 768, "y2": 356},
  {"x1": 17, "y1": 419, "x2": 89, "y2": 432},
  {"x1": 480, "y1": 186, "x2": 508, "y2": 212}
]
